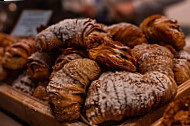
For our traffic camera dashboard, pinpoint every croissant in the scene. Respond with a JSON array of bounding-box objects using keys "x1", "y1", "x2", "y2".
[
  {"x1": 33, "y1": 81, "x2": 49, "y2": 101},
  {"x1": 52, "y1": 48, "x2": 85, "y2": 72},
  {"x1": 3, "y1": 39, "x2": 36, "y2": 70},
  {"x1": 161, "y1": 95, "x2": 190, "y2": 126},
  {"x1": 0, "y1": 48, "x2": 7, "y2": 81},
  {"x1": 172, "y1": 50, "x2": 190, "y2": 85},
  {"x1": 35, "y1": 18, "x2": 109, "y2": 52},
  {"x1": 36, "y1": 18, "x2": 138, "y2": 72},
  {"x1": 0, "y1": 33, "x2": 17, "y2": 47},
  {"x1": 47, "y1": 58, "x2": 101, "y2": 121},
  {"x1": 132, "y1": 43, "x2": 174, "y2": 78},
  {"x1": 173, "y1": 59, "x2": 190, "y2": 85},
  {"x1": 12, "y1": 71, "x2": 36, "y2": 95},
  {"x1": 89, "y1": 41, "x2": 137, "y2": 72},
  {"x1": 105, "y1": 23, "x2": 147, "y2": 47},
  {"x1": 27, "y1": 52, "x2": 55, "y2": 81},
  {"x1": 85, "y1": 71, "x2": 177, "y2": 125},
  {"x1": 140, "y1": 15, "x2": 185, "y2": 50}
]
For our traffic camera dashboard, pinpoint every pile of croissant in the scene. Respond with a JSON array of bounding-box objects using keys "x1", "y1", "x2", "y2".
[{"x1": 0, "y1": 14, "x2": 190, "y2": 125}]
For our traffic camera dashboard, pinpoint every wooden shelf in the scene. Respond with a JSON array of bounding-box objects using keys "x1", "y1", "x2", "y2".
[{"x1": 0, "y1": 83, "x2": 61, "y2": 126}]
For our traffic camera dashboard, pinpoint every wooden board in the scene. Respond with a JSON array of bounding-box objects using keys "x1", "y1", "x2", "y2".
[
  {"x1": 0, "y1": 111, "x2": 23, "y2": 126},
  {"x1": 0, "y1": 83, "x2": 61, "y2": 126},
  {"x1": 0, "y1": 79, "x2": 190, "y2": 126}
]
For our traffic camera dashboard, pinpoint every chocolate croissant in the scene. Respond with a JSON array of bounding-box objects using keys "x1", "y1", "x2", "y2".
[
  {"x1": 132, "y1": 43, "x2": 174, "y2": 78},
  {"x1": 0, "y1": 33, "x2": 17, "y2": 47},
  {"x1": 140, "y1": 15, "x2": 185, "y2": 50},
  {"x1": 3, "y1": 39, "x2": 36, "y2": 70},
  {"x1": 161, "y1": 95, "x2": 190, "y2": 126},
  {"x1": 27, "y1": 52, "x2": 55, "y2": 81},
  {"x1": 47, "y1": 58, "x2": 101, "y2": 121},
  {"x1": 89, "y1": 41, "x2": 137, "y2": 72},
  {"x1": 85, "y1": 71, "x2": 177, "y2": 125},
  {"x1": 105, "y1": 23, "x2": 147, "y2": 48},
  {"x1": 35, "y1": 18, "x2": 109, "y2": 52}
]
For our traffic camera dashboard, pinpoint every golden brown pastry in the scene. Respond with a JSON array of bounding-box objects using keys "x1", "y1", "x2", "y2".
[
  {"x1": 36, "y1": 18, "x2": 138, "y2": 72},
  {"x1": 0, "y1": 33, "x2": 17, "y2": 47},
  {"x1": 53, "y1": 53, "x2": 83, "y2": 72},
  {"x1": 27, "y1": 52, "x2": 55, "y2": 81},
  {"x1": 47, "y1": 58, "x2": 101, "y2": 121},
  {"x1": 132, "y1": 43, "x2": 174, "y2": 78},
  {"x1": 12, "y1": 71, "x2": 35, "y2": 95},
  {"x1": 85, "y1": 71, "x2": 177, "y2": 125},
  {"x1": 173, "y1": 59, "x2": 190, "y2": 85},
  {"x1": 3, "y1": 39, "x2": 36, "y2": 70},
  {"x1": 52, "y1": 48, "x2": 85, "y2": 72},
  {"x1": 175, "y1": 49, "x2": 190, "y2": 61},
  {"x1": 173, "y1": 49, "x2": 190, "y2": 85},
  {"x1": 35, "y1": 18, "x2": 108, "y2": 51},
  {"x1": 89, "y1": 41, "x2": 137, "y2": 72},
  {"x1": 161, "y1": 95, "x2": 190, "y2": 126},
  {"x1": 140, "y1": 14, "x2": 185, "y2": 50},
  {"x1": 105, "y1": 23, "x2": 147, "y2": 47},
  {"x1": 33, "y1": 81, "x2": 49, "y2": 101},
  {"x1": 0, "y1": 47, "x2": 7, "y2": 81}
]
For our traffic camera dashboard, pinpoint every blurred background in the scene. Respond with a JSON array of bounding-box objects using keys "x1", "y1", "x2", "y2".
[
  {"x1": 0, "y1": 0, "x2": 189, "y2": 34},
  {"x1": 0, "y1": 0, "x2": 190, "y2": 125}
]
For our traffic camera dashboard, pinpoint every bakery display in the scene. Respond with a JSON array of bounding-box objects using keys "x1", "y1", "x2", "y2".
[
  {"x1": 161, "y1": 95, "x2": 190, "y2": 126},
  {"x1": 140, "y1": 15, "x2": 185, "y2": 50},
  {"x1": 0, "y1": 14, "x2": 189, "y2": 126}
]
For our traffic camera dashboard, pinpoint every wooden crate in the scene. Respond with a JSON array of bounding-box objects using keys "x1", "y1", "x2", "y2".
[{"x1": 0, "y1": 79, "x2": 190, "y2": 126}]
